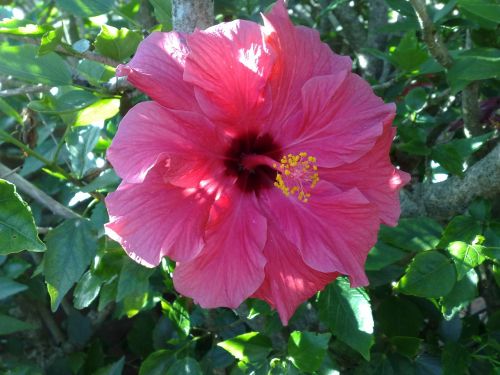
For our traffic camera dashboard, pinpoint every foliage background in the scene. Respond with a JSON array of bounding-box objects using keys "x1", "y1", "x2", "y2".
[{"x1": 0, "y1": 0, "x2": 499, "y2": 374}]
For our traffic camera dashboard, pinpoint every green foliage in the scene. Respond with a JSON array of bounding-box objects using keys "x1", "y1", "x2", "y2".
[
  {"x1": 0, "y1": 0, "x2": 498, "y2": 373},
  {"x1": 0, "y1": 180, "x2": 45, "y2": 254}
]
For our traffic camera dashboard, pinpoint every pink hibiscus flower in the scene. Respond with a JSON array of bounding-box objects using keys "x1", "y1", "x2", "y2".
[{"x1": 104, "y1": 1, "x2": 410, "y2": 324}]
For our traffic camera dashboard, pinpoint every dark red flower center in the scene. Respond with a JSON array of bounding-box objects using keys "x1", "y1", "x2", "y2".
[{"x1": 224, "y1": 132, "x2": 282, "y2": 193}]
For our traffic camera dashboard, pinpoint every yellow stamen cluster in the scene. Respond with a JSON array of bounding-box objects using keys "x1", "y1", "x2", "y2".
[{"x1": 273, "y1": 152, "x2": 319, "y2": 203}]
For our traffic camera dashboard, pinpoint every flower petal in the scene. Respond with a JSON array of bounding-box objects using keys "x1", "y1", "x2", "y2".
[
  {"x1": 106, "y1": 101, "x2": 225, "y2": 184},
  {"x1": 105, "y1": 167, "x2": 213, "y2": 267},
  {"x1": 261, "y1": 182, "x2": 379, "y2": 287},
  {"x1": 262, "y1": 1, "x2": 352, "y2": 136},
  {"x1": 321, "y1": 128, "x2": 411, "y2": 226},
  {"x1": 173, "y1": 190, "x2": 267, "y2": 308},
  {"x1": 285, "y1": 73, "x2": 394, "y2": 167},
  {"x1": 253, "y1": 224, "x2": 338, "y2": 325},
  {"x1": 116, "y1": 32, "x2": 197, "y2": 111},
  {"x1": 183, "y1": 20, "x2": 275, "y2": 129}
]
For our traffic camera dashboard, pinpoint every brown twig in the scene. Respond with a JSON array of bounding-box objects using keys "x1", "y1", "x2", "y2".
[{"x1": 409, "y1": 0, "x2": 453, "y2": 68}]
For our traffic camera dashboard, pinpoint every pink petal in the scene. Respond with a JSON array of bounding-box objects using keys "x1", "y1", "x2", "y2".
[
  {"x1": 262, "y1": 1, "x2": 352, "y2": 137},
  {"x1": 253, "y1": 223, "x2": 338, "y2": 325},
  {"x1": 106, "y1": 101, "x2": 225, "y2": 185},
  {"x1": 285, "y1": 73, "x2": 394, "y2": 167},
  {"x1": 173, "y1": 190, "x2": 267, "y2": 308},
  {"x1": 322, "y1": 128, "x2": 411, "y2": 226},
  {"x1": 260, "y1": 183, "x2": 379, "y2": 287},
  {"x1": 116, "y1": 32, "x2": 198, "y2": 111},
  {"x1": 105, "y1": 166, "x2": 213, "y2": 266},
  {"x1": 183, "y1": 20, "x2": 275, "y2": 130}
]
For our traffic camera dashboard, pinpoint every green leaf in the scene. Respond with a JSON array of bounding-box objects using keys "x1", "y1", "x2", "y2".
[
  {"x1": 139, "y1": 350, "x2": 175, "y2": 375},
  {"x1": 72, "y1": 98, "x2": 120, "y2": 126},
  {"x1": 55, "y1": 0, "x2": 114, "y2": 17},
  {"x1": 431, "y1": 143, "x2": 465, "y2": 176},
  {"x1": 390, "y1": 32, "x2": 429, "y2": 72},
  {"x1": 66, "y1": 125, "x2": 100, "y2": 178},
  {"x1": 77, "y1": 59, "x2": 116, "y2": 85},
  {"x1": 442, "y1": 342, "x2": 470, "y2": 375},
  {"x1": 0, "y1": 276, "x2": 28, "y2": 300},
  {"x1": 94, "y1": 357, "x2": 125, "y2": 375},
  {"x1": 457, "y1": 0, "x2": 500, "y2": 23},
  {"x1": 166, "y1": 357, "x2": 202, "y2": 375},
  {"x1": 366, "y1": 241, "x2": 408, "y2": 271},
  {"x1": 405, "y1": 87, "x2": 427, "y2": 112},
  {"x1": 218, "y1": 332, "x2": 272, "y2": 364},
  {"x1": 161, "y1": 298, "x2": 190, "y2": 337},
  {"x1": 447, "y1": 241, "x2": 485, "y2": 279},
  {"x1": 0, "y1": 314, "x2": 35, "y2": 334},
  {"x1": 287, "y1": 331, "x2": 331, "y2": 373},
  {"x1": 28, "y1": 89, "x2": 98, "y2": 114},
  {"x1": 317, "y1": 277, "x2": 374, "y2": 360},
  {"x1": 0, "y1": 179, "x2": 45, "y2": 254},
  {"x1": 44, "y1": 219, "x2": 97, "y2": 311},
  {"x1": 377, "y1": 297, "x2": 424, "y2": 337},
  {"x1": 379, "y1": 217, "x2": 443, "y2": 252},
  {"x1": 116, "y1": 258, "x2": 154, "y2": 302},
  {"x1": 389, "y1": 336, "x2": 422, "y2": 358},
  {"x1": 438, "y1": 215, "x2": 482, "y2": 248},
  {"x1": 73, "y1": 270, "x2": 102, "y2": 309},
  {"x1": 0, "y1": 19, "x2": 51, "y2": 36},
  {"x1": 94, "y1": 25, "x2": 142, "y2": 61},
  {"x1": 447, "y1": 49, "x2": 500, "y2": 92},
  {"x1": 397, "y1": 251, "x2": 456, "y2": 298},
  {"x1": 0, "y1": 43, "x2": 71, "y2": 85},
  {"x1": 440, "y1": 269, "x2": 478, "y2": 319},
  {"x1": 149, "y1": 0, "x2": 173, "y2": 29},
  {"x1": 0, "y1": 98, "x2": 23, "y2": 124},
  {"x1": 38, "y1": 28, "x2": 63, "y2": 56}
]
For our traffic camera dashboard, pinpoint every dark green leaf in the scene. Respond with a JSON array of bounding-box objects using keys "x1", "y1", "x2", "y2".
[
  {"x1": 442, "y1": 342, "x2": 470, "y2": 375},
  {"x1": 366, "y1": 242, "x2": 408, "y2": 271},
  {"x1": 389, "y1": 336, "x2": 422, "y2": 358},
  {"x1": 317, "y1": 278, "x2": 374, "y2": 360},
  {"x1": 44, "y1": 219, "x2": 97, "y2": 311},
  {"x1": 431, "y1": 143, "x2": 465, "y2": 176},
  {"x1": 0, "y1": 276, "x2": 28, "y2": 300},
  {"x1": 405, "y1": 87, "x2": 427, "y2": 112},
  {"x1": 390, "y1": 32, "x2": 429, "y2": 71},
  {"x1": 377, "y1": 297, "x2": 424, "y2": 337},
  {"x1": 457, "y1": 0, "x2": 500, "y2": 23},
  {"x1": 0, "y1": 179, "x2": 45, "y2": 254},
  {"x1": 94, "y1": 25, "x2": 142, "y2": 61},
  {"x1": 379, "y1": 218, "x2": 443, "y2": 252},
  {"x1": 73, "y1": 270, "x2": 102, "y2": 309},
  {"x1": 0, "y1": 43, "x2": 71, "y2": 85},
  {"x1": 438, "y1": 215, "x2": 482, "y2": 248},
  {"x1": 161, "y1": 298, "x2": 190, "y2": 337},
  {"x1": 397, "y1": 251, "x2": 456, "y2": 298},
  {"x1": 440, "y1": 269, "x2": 478, "y2": 319},
  {"x1": 448, "y1": 50, "x2": 500, "y2": 92},
  {"x1": 218, "y1": 332, "x2": 272, "y2": 364},
  {"x1": 0, "y1": 314, "x2": 35, "y2": 334},
  {"x1": 94, "y1": 357, "x2": 125, "y2": 375},
  {"x1": 139, "y1": 350, "x2": 175, "y2": 375},
  {"x1": 166, "y1": 357, "x2": 202, "y2": 375},
  {"x1": 116, "y1": 258, "x2": 153, "y2": 302},
  {"x1": 287, "y1": 331, "x2": 331, "y2": 373}
]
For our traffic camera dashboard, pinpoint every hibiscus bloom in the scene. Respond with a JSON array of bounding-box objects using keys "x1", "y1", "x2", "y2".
[{"x1": 105, "y1": 1, "x2": 410, "y2": 324}]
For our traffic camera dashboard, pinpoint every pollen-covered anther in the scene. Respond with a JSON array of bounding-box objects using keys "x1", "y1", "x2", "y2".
[{"x1": 273, "y1": 152, "x2": 319, "y2": 202}]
